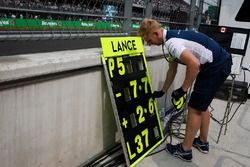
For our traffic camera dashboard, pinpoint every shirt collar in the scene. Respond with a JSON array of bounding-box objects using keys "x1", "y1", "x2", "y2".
[{"x1": 163, "y1": 29, "x2": 167, "y2": 43}]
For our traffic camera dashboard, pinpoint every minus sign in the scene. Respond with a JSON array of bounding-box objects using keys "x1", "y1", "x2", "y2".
[{"x1": 116, "y1": 93, "x2": 122, "y2": 97}]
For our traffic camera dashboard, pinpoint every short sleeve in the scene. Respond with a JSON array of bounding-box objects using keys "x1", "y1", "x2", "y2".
[{"x1": 164, "y1": 38, "x2": 186, "y2": 59}]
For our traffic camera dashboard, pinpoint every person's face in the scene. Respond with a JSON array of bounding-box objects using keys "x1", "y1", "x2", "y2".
[{"x1": 144, "y1": 29, "x2": 163, "y2": 46}]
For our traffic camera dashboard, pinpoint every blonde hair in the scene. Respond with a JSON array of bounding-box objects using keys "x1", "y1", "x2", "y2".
[{"x1": 138, "y1": 18, "x2": 162, "y2": 40}]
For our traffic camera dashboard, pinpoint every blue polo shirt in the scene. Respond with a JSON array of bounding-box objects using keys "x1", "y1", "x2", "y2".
[{"x1": 163, "y1": 29, "x2": 231, "y2": 73}]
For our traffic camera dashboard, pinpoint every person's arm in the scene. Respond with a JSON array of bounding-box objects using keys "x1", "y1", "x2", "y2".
[
  {"x1": 162, "y1": 61, "x2": 178, "y2": 93},
  {"x1": 179, "y1": 49, "x2": 200, "y2": 92}
]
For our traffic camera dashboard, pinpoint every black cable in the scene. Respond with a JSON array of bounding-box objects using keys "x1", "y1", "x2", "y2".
[
  {"x1": 147, "y1": 118, "x2": 180, "y2": 157},
  {"x1": 210, "y1": 113, "x2": 222, "y2": 125},
  {"x1": 82, "y1": 143, "x2": 122, "y2": 167},
  {"x1": 162, "y1": 44, "x2": 170, "y2": 63},
  {"x1": 170, "y1": 113, "x2": 186, "y2": 140},
  {"x1": 147, "y1": 123, "x2": 172, "y2": 156},
  {"x1": 224, "y1": 102, "x2": 244, "y2": 124},
  {"x1": 209, "y1": 105, "x2": 214, "y2": 113},
  {"x1": 242, "y1": 66, "x2": 250, "y2": 72},
  {"x1": 242, "y1": 66, "x2": 250, "y2": 95},
  {"x1": 210, "y1": 100, "x2": 243, "y2": 126},
  {"x1": 101, "y1": 153, "x2": 125, "y2": 167},
  {"x1": 110, "y1": 157, "x2": 126, "y2": 167},
  {"x1": 147, "y1": 148, "x2": 165, "y2": 156}
]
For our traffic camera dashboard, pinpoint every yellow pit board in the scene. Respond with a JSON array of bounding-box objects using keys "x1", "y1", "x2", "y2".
[{"x1": 100, "y1": 37, "x2": 164, "y2": 167}]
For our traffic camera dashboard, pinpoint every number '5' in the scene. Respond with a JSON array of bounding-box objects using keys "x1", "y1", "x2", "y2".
[
  {"x1": 117, "y1": 57, "x2": 125, "y2": 75},
  {"x1": 108, "y1": 57, "x2": 125, "y2": 78}
]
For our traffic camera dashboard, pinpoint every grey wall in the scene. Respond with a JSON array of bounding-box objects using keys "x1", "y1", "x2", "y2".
[{"x1": 0, "y1": 47, "x2": 186, "y2": 167}]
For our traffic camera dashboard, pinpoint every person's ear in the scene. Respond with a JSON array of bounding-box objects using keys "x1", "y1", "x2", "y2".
[{"x1": 152, "y1": 31, "x2": 158, "y2": 37}]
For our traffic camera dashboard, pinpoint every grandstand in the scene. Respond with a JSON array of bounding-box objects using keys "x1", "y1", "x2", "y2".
[
  {"x1": 0, "y1": 0, "x2": 124, "y2": 31},
  {"x1": 0, "y1": 0, "x2": 203, "y2": 40}
]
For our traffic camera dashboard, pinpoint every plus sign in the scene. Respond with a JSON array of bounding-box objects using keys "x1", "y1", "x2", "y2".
[{"x1": 122, "y1": 118, "x2": 128, "y2": 128}]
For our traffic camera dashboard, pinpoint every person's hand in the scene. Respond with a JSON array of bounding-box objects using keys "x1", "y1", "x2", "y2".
[
  {"x1": 152, "y1": 90, "x2": 165, "y2": 98},
  {"x1": 171, "y1": 87, "x2": 186, "y2": 100},
  {"x1": 171, "y1": 96, "x2": 186, "y2": 111},
  {"x1": 171, "y1": 87, "x2": 187, "y2": 110}
]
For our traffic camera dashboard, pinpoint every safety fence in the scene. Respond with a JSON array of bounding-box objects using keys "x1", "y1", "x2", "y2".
[
  {"x1": 151, "y1": 0, "x2": 191, "y2": 30},
  {"x1": 0, "y1": 18, "x2": 170, "y2": 30},
  {"x1": 0, "y1": 0, "x2": 220, "y2": 40},
  {"x1": 0, "y1": 18, "x2": 122, "y2": 31},
  {"x1": 198, "y1": 0, "x2": 220, "y2": 25}
]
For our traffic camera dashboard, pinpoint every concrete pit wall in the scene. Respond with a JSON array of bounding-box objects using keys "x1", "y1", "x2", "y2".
[{"x1": 0, "y1": 46, "x2": 185, "y2": 167}]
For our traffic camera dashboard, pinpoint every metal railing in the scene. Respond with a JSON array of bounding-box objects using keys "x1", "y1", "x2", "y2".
[{"x1": 197, "y1": 0, "x2": 220, "y2": 27}]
